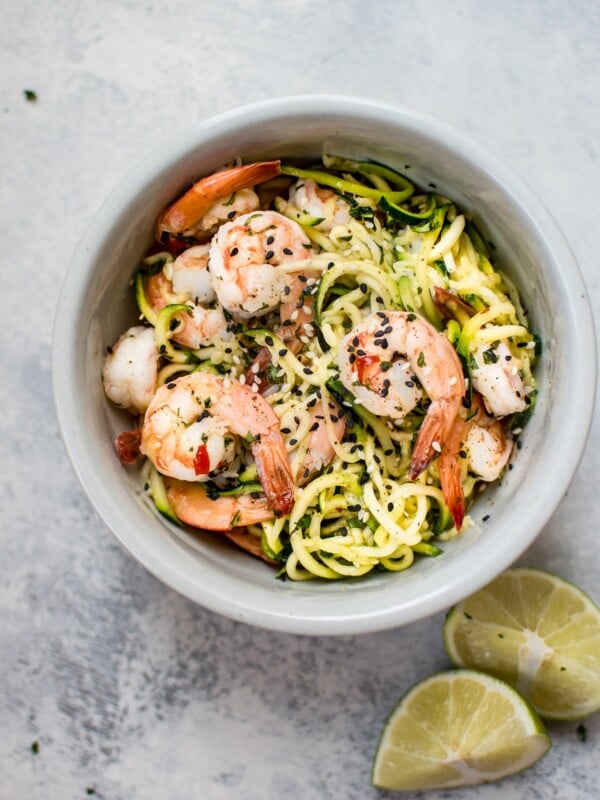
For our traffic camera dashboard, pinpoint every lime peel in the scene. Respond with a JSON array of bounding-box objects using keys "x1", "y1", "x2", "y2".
[
  {"x1": 372, "y1": 669, "x2": 550, "y2": 791},
  {"x1": 443, "y1": 567, "x2": 600, "y2": 720}
]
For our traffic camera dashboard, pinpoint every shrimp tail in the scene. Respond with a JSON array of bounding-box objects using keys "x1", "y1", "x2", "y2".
[
  {"x1": 438, "y1": 457, "x2": 466, "y2": 530},
  {"x1": 156, "y1": 160, "x2": 282, "y2": 239},
  {"x1": 409, "y1": 402, "x2": 450, "y2": 480},
  {"x1": 253, "y1": 429, "x2": 295, "y2": 516}
]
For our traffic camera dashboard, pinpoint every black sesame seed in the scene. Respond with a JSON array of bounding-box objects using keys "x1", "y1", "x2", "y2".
[
  {"x1": 265, "y1": 250, "x2": 275, "y2": 260},
  {"x1": 227, "y1": 210, "x2": 236, "y2": 219},
  {"x1": 387, "y1": 502, "x2": 394, "y2": 512},
  {"x1": 278, "y1": 348, "x2": 288, "y2": 357},
  {"x1": 283, "y1": 247, "x2": 293, "y2": 255},
  {"x1": 264, "y1": 335, "x2": 274, "y2": 346},
  {"x1": 482, "y1": 514, "x2": 490, "y2": 522},
  {"x1": 352, "y1": 336, "x2": 360, "y2": 347},
  {"x1": 459, "y1": 449, "x2": 467, "y2": 458},
  {"x1": 309, "y1": 422, "x2": 319, "y2": 432},
  {"x1": 230, "y1": 246, "x2": 239, "y2": 256},
  {"x1": 289, "y1": 438, "x2": 297, "y2": 446},
  {"x1": 281, "y1": 427, "x2": 291, "y2": 434},
  {"x1": 405, "y1": 380, "x2": 414, "y2": 388},
  {"x1": 359, "y1": 283, "x2": 367, "y2": 294},
  {"x1": 298, "y1": 274, "x2": 308, "y2": 282},
  {"x1": 283, "y1": 285, "x2": 291, "y2": 296},
  {"x1": 349, "y1": 353, "x2": 356, "y2": 364},
  {"x1": 303, "y1": 367, "x2": 313, "y2": 375},
  {"x1": 167, "y1": 382, "x2": 176, "y2": 389},
  {"x1": 266, "y1": 235, "x2": 275, "y2": 245}
]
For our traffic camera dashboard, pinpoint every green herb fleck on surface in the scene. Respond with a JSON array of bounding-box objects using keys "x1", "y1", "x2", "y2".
[
  {"x1": 86, "y1": 789, "x2": 96, "y2": 796},
  {"x1": 576, "y1": 723, "x2": 587, "y2": 743},
  {"x1": 23, "y1": 89, "x2": 38, "y2": 102},
  {"x1": 31, "y1": 740, "x2": 39, "y2": 754},
  {"x1": 417, "y1": 351, "x2": 426, "y2": 368}
]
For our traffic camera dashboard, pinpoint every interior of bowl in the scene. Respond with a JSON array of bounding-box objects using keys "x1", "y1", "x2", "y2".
[{"x1": 53, "y1": 97, "x2": 596, "y2": 634}]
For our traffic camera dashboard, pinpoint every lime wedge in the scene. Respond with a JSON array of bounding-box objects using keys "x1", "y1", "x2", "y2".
[
  {"x1": 372, "y1": 670, "x2": 550, "y2": 791},
  {"x1": 443, "y1": 568, "x2": 600, "y2": 720}
]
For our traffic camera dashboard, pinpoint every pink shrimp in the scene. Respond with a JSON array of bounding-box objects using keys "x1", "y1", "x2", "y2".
[
  {"x1": 438, "y1": 394, "x2": 513, "y2": 529},
  {"x1": 338, "y1": 310, "x2": 465, "y2": 481},
  {"x1": 141, "y1": 372, "x2": 294, "y2": 516},
  {"x1": 156, "y1": 160, "x2": 282, "y2": 240},
  {"x1": 144, "y1": 245, "x2": 232, "y2": 349}
]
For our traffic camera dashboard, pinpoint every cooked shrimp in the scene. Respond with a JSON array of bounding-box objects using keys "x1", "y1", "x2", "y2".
[
  {"x1": 288, "y1": 400, "x2": 346, "y2": 485},
  {"x1": 103, "y1": 326, "x2": 159, "y2": 414},
  {"x1": 209, "y1": 210, "x2": 313, "y2": 319},
  {"x1": 288, "y1": 178, "x2": 351, "y2": 232},
  {"x1": 164, "y1": 479, "x2": 275, "y2": 530},
  {"x1": 464, "y1": 399, "x2": 513, "y2": 481},
  {"x1": 141, "y1": 372, "x2": 294, "y2": 515},
  {"x1": 156, "y1": 160, "x2": 281, "y2": 240},
  {"x1": 438, "y1": 394, "x2": 513, "y2": 528},
  {"x1": 144, "y1": 245, "x2": 232, "y2": 348},
  {"x1": 338, "y1": 310, "x2": 465, "y2": 479},
  {"x1": 471, "y1": 341, "x2": 527, "y2": 417}
]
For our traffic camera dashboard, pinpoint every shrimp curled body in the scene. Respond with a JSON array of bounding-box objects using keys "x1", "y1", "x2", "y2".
[
  {"x1": 156, "y1": 160, "x2": 281, "y2": 240},
  {"x1": 141, "y1": 372, "x2": 294, "y2": 515},
  {"x1": 145, "y1": 245, "x2": 232, "y2": 348},
  {"x1": 339, "y1": 310, "x2": 466, "y2": 481},
  {"x1": 209, "y1": 210, "x2": 313, "y2": 319}
]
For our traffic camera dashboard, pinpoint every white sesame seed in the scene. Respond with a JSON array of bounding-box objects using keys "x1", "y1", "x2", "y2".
[
  {"x1": 251, "y1": 383, "x2": 259, "y2": 392},
  {"x1": 526, "y1": 341, "x2": 536, "y2": 349},
  {"x1": 432, "y1": 441, "x2": 442, "y2": 453},
  {"x1": 291, "y1": 310, "x2": 299, "y2": 321},
  {"x1": 239, "y1": 374, "x2": 246, "y2": 385},
  {"x1": 449, "y1": 376, "x2": 457, "y2": 386},
  {"x1": 302, "y1": 305, "x2": 311, "y2": 315},
  {"x1": 512, "y1": 427, "x2": 522, "y2": 435},
  {"x1": 232, "y1": 355, "x2": 241, "y2": 365},
  {"x1": 251, "y1": 363, "x2": 260, "y2": 374}
]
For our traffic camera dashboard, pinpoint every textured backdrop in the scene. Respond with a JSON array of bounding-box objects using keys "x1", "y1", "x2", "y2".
[{"x1": 1, "y1": 2, "x2": 598, "y2": 798}]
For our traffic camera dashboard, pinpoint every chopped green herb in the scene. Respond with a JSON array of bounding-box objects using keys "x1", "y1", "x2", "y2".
[
  {"x1": 230, "y1": 511, "x2": 241, "y2": 527},
  {"x1": 482, "y1": 347, "x2": 499, "y2": 364},
  {"x1": 417, "y1": 351, "x2": 426, "y2": 368},
  {"x1": 23, "y1": 89, "x2": 38, "y2": 102},
  {"x1": 31, "y1": 740, "x2": 39, "y2": 754},
  {"x1": 576, "y1": 723, "x2": 587, "y2": 743}
]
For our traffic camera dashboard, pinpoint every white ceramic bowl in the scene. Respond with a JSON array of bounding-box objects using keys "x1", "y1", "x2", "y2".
[{"x1": 53, "y1": 96, "x2": 596, "y2": 635}]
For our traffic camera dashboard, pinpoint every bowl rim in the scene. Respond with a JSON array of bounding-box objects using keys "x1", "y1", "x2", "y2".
[{"x1": 52, "y1": 94, "x2": 597, "y2": 635}]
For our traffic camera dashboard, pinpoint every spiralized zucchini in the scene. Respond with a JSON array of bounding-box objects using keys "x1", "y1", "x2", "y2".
[{"x1": 130, "y1": 156, "x2": 538, "y2": 581}]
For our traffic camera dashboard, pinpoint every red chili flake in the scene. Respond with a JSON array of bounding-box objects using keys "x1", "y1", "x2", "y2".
[
  {"x1": 114, "y1": 429, "x2": 142, "y2": 464},
  {"x1": 193, "y1": 443, "x2": 211, "y2": 475},
  {"x1": 356, "y1": 354, "x2": 380, "y2": 383}
]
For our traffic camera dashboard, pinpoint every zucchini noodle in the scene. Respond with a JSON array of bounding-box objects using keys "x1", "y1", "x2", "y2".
[{"x1": 107, "y1": 154, "x2": 539, "y2": 581}]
